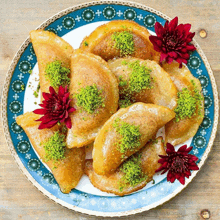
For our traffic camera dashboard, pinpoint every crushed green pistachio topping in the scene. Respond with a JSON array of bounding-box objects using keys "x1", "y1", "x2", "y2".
[
  {"x1": 84, "y1": 41, "x2": 89, "y2": 46},
  {"x1": 45, "y1": 60, "x2": 70, "y2": 88},
  {"x1": 119, "y1": 98, "x2": 132, "y2": 108},
  {"x1": 174, "y1": 80, "x2": 203, "y2": 122},
  {"x1": 36, "y1": 83, "x2": 40, "y2": 93},
  {"x1": 126, "y1": 60, "x2": 152, "y2": 93},
  {"x1": 119, "y1": 154, "x2": 147, "y2": 191},
  {"x1": 33, "y1": 91, "x2": 38, "y2": 98},
  {"x1": 113, "y1": 118, "x2": 141, "y2": 154},
  {"x1": 118, "y1": 60, "x2": 152, "y2": 108},
  {"x1": 118, "y1": 75, "x2": 127, "y2": 87},
  {"x1": 43, "y1": 131, "x2": 66, "y2": 165},
  {"x1": 111, "y1": 31, "x2": 135, "y2": 56},
  {"x1": 75, "y1": 85, "x2": 105, "y2": 114},
  {"x1": 33, "y1": 83, "x2": 40, "y2": 98}
]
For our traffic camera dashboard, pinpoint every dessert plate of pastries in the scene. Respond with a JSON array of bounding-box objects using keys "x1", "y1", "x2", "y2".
[{"x1": 2, "y1": 1, "x2": 219, "y2": 217}]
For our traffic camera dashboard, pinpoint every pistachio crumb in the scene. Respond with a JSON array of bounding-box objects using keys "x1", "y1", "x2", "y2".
[
  {"x1": 84, "y1": 41, "x2": 89, "y2": 46},
  {"x1": 45, "y1": 60, "x2": 70, "y2": 88},
  {"x1": 75, "y1": 84, "x2": 105, "y2": 114},
  {"x1": 111, "y1": 31, "x2": 134, "y2": 56},
  {"x1": 119, "y1": 153, "x2": 147, "y2": 191},
  {"x1": 174, "y1": 80, "x2": 203, "y2": 122},
  {"x1": 43, "y1": 131, "x2": 66, "y2": 167},
  {"x1": 113, "y1": 118, "x2": 141, "y2": 154}
]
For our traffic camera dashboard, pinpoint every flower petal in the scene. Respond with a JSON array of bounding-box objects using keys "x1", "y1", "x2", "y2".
[
  {"x1": 65, "y1": 117, "x2": 72, "y2": 129},
  {"x1": 166, "y1": 143, "x2": 175, "y2": 154},
  {"x1": 154, "y1": 22, "x2": 164, "y2": 37},
  {"x1": 178, "y1": 174, "x2": 185, "y2": 185},
  {"x1": 33, "y1": 108, "x2": 47, "y2": 115},
  {"x1": 160, "y1": 53, "x2": 168, "y2": 62},
  {"x1": 168, "y1": 17, "x2": 178, "y2": 32}
]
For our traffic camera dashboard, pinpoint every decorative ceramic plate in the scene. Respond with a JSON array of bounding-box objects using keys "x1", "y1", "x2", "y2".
[{"x1": 2, "y1": 0, "x2": 219, "y2": 217}]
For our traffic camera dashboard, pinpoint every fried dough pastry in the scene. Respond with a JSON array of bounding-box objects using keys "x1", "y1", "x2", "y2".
[
  {"x1": 163, "y1": 62, "x2": 204, "y2": 146},
  {"x1": 80, "y1": 20, "x2": 160, "y2": 62},
  {"x1": 16, "y1": 112, "x2": 85, "y2": 193},
  {"x1": 85, "y1": 137, "x2": 166, "y2": 196},
  {"x1": 108, "y1": 58, "x2": 178, "y2": 110},
  {"x1": 93, "y1": 103, "x2": 175, "y2": 175},
  {"x1": 30, "y1": 30, "x2": 74, "y2": 94},
  {"x1": 66, "y1": 49, "x2": 119, "y2": 148}
]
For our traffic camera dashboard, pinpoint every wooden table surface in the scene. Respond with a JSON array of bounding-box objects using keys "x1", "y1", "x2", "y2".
[{"x1": 0, "y1": 0, "x2": 219, "y2": 219}]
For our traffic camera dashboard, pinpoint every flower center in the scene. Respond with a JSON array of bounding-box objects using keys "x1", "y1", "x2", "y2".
[
  {"x1": 167, "y1": 36, "x2": 177, "y2": 47},
  {"x1": 164, "y1": 33, "x2": 179, "y2": 51},
  {"x1": 171, "y1": 155, "x2": 188, "y2": 173},
  {"x1": 54, "y1": 103, "x2": 59, "y2": 111}
]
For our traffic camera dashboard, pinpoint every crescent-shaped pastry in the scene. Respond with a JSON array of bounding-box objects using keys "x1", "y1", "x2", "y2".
[
  {"x1": 85, "y1": 137, "x2": 166, "y2": 196},
  {"x1": 66, "y1": 49, "x2": 119, "y2": 148},
  {"x1": 108, "y1": 58, "x2": 178, "y2": 110},
  {"x1": 162, "y1": 62, "x2": 204, "y2": 146},
  {"x1": 16, "y1": 112, "x2": 85, "y2": 193},
  {"x1": 80, "y1": 20, "x2": 160, "y2": 62},
  {"x1": 30, "y1": 30, "x2": 74, "y2": 94},
  {"x1": 93, "y1": 103, "x2": 175, "y2": 175}
]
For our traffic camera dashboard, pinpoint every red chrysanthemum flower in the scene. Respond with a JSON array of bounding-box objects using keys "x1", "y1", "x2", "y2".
[
  {"x1": 149, "y1": 17, "x2": 196, "y2": 68},
  {"x1": 33, "y1": 85, "x2": 75, "y2": 129},
  {"x1": 156, "y1": 143, "x2": 199, "y2": 185}
]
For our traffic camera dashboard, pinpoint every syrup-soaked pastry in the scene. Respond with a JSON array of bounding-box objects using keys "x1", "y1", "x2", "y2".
[
  {"x1": 80, "y1": 20, "x2": 160, "y2": 62},
  {"x1": 108, "y1": 58, "x2": 178, "y2": 110},
  {"x1": 93, "y1": 103, "x2": 175, "y2": 175},
  {"x1": 16, "y1": 112, "x2": 85, "y2": 193},
  {"x1": 163, "y1": 62, "x2": 204, "y2": 146},
  {"x1": 30, "y1": 30, "x2": 74, "y2": 95},
  {"x1": 85, "y1": 137, "x2": 166, "y2": 196},
  {"x1": 66, "y1": 49, "x2": 119, "y2": 148}
]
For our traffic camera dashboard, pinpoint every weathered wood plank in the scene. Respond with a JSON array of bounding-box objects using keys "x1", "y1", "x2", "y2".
[{"x1": 0, "y1": 0, "x2": 219, "y2": 219}]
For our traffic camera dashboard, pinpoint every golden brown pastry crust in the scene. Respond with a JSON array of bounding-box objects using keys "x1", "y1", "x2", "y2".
[
  {"x1": 163, "y1": 62, "x2": 204, "y2": 146},
  {"x1": 30, "y1": 30, "x2": 74, "y2": 95},
  {"x1": 16, "y1": 112, "x2": 85, "y2": 193},
  {"x1": 66, "y1": 49, "x2": 119, "y2": 148},
  {"x1": 85, "y1": 137, "x2": 166, "y2": 196},
  {"x1": 108, "y1": 58, "x2": 178, "y2": 110},
  {"x1": 80, "y1": 20, "x2": 160, "y2": 62},
  {"x1": 92, "y1": 103, "x2": 175, "y2": 175}
]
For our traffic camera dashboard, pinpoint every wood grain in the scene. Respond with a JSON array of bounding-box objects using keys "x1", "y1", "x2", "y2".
[{"x1": 0, "y1": 0, "x2": 219, "y2": 219}]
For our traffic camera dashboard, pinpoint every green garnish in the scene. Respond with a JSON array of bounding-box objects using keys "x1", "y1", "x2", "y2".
[
  {"x1": 37, "y1": 83, "x2": 40, "y2": 92},
  {"x1": 21, "y1": 85, "x2": 25, "y2": 91},
  {"x1": 45, "y1": 60, "x2": 70, "y2": 88},
  {"x1": 191, "y1": 80, "x2": 203, "y2": 116},
  {"x1": 75, "y1": 85, "x2": 105, "y2": 114},
  {"x1": 33, "y1": 83, "x2": 40, "y2": 98},
  {"x1": 119, "y1": 98, "x2": 132, "y2": 108},
  {"x1": 119, "y1": 154, "x2": 147, "y2": 191},
  {"x1": 84, "y1": 41, "x2": 89, "y2": 46},
  {"x1": 121, "y1": 60, "x2": 128, "y2": 65},
  {"x1": 113, "y1": 118, "x2": 141, "y2": 154},
  {"x1": 118, "y1": 60, "x2": 152, "y2": 108},
  {"x1": 43, "y1": 131, "x2": 66, "y2": 166},
  {"x1": 118, "y1": 76, "x2": 127, "y2": 87},
  {"x1": 28, "y1": 70, "x2": 32, "y2": 74},
  {"x1": 126, "y1": 60, "x2": 152, "y2": 93},
  {"x1": 112, "y1": 31, "x2": 134, "y2": 56},
  {"x1": 33, "y1": 91, "x2": 38, "y2": 98},
  {"x1": 174, "y1": 80, "x2": 203, "y2": 122}
]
